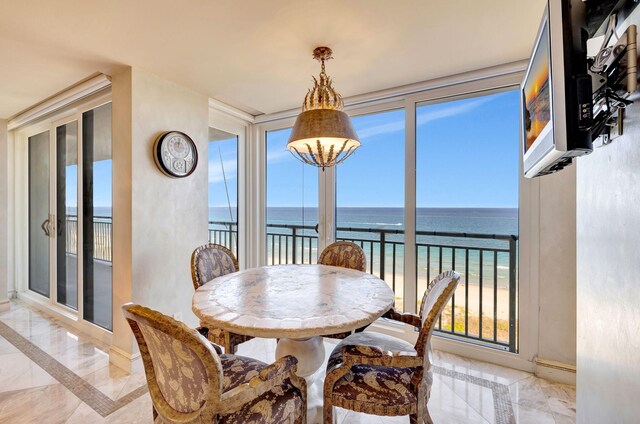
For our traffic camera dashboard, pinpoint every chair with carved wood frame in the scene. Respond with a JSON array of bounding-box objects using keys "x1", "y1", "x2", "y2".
[
  {"x1": 318, "y1": 241, "x2": 370, "y2": 339},
  {"x1": 323, "y1": 271, "x2": 460, "y2": 424},
  {"x1": 122, "y1": 303, "x2": 307, "y2": 424},
  {"x1": 191, "y1": 243, "x2": 253, "y2": 354}
]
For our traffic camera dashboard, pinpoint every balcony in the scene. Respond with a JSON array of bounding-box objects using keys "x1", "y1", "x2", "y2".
[{"x1": 209, "y1": 220, "x2": 518, "y2": 353}]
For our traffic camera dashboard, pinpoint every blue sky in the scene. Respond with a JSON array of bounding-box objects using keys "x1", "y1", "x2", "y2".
[
  {"x1": 224, "y1": 88, "x2": 520, "y2": 209},
  {"x1": 68, "y1": 89, "x2": 520, "y2": 215}
]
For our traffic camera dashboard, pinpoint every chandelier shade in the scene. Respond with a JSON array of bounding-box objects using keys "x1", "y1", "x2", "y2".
[{"x1": 287, "y1": 46, "x2": 360, "y2": 169}]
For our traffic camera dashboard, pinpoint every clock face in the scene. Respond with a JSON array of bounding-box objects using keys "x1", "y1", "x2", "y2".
[{"x1": 154, "y1": 131, "x2": 198, "y2": 178}]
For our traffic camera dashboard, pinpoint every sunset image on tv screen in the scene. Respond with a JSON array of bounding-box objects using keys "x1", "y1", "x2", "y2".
[{"x1": 523, "y1": 23, "x2": 551, "y2": 153}]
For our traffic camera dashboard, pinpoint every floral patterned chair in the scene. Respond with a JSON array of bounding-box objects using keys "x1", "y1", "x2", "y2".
[
  {"x1": 318, "y1": 241, "x2": 367, "y2": 273},
  {"x1": 318, "y1": 241, "x2": 370, "y2": 339},
  {"x1": 122, "y1": 303, "x2": 307, "y2": 424},
  {"x1": 323, "y1": 271, "x2": 460, "y2": 424},
  {"x1": 191, "y1": 243, "x2": 253, "y2": 354}
]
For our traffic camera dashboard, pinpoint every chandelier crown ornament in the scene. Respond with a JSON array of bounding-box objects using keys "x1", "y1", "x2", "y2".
[{"x1": 287, "y1": 47, "x2": 360, "y2": 169}]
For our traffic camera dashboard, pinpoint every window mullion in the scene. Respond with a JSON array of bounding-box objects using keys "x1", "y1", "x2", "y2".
[{"x1": 404, "y1": 98, "x2": 417, "y2": 313}]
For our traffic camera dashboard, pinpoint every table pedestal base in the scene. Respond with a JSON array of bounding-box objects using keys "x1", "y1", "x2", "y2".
[
  {"x1": 275, "y1": 336, "x2": 325, "y2": 382},
  {"x1": 276, "y1": 336, "x2": 326, "y2": 423}
]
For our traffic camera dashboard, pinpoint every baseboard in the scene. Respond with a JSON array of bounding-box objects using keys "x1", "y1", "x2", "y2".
[
  {"x1": 109, "y1": 345, "x2": 140, "y2": 373},
  {"x1": 535, "y1": 357, "x2": 576, "y2": 385},
  {"x1": 0, "y1": 299, "x2": 9, "y2": 312}
]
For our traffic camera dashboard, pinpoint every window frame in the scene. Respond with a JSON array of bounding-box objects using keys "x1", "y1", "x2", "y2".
[
  {"x1": 208, "y1": 106, "x2": 250, "y2": 269},
  {"x1": 253, "y1": 71, "x2": 537, "y2": 371}
]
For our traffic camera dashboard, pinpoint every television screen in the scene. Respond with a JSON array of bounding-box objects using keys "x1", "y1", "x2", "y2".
[
  {"x1": 523, "y1": 21, "x2": 551, "y2": 154},
  {"x1": 521, "y1": 0, "x2": 592, "y2": 178}
]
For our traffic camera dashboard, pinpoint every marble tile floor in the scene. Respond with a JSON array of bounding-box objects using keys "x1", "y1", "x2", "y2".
[{"x1": 0, "y1": 300, "x2": 575, "y2": 424}]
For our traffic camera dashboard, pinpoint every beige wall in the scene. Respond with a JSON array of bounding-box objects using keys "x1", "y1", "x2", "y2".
[
  {"x1": 538, "y1": 167, "x2": 577, "y2": 366},
  {"x1": 518, "y1": 165, "x2": 577, "y2": 383},
  {"x1": 576, "y1": 10, "x2": 640, "y2": 422},
  {"x1": 110, "y1": 67, "x2": 209, "y2": 369},
  {"x1": 0, "y1": 119, "x2": 9, "y2": 310},
  {"x1": 576, "y1": 89, "x2": 640, "y2": 423}
]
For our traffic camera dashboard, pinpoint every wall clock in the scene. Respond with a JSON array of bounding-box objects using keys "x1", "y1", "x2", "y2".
[{"x1": 153, "y1": 131, "x2": 198, "y2": 178}]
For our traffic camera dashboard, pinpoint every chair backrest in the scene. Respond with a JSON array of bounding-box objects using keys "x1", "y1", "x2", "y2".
[
  {"x1": 417, "y1": 276, "x2": 440, "y2": 320},
  {"x1": 191, "y1": 243, "x2": 239, "y2": 290},
  {"x1": 414, "y1": 271, "x2": 460, "y2": 365},
  {"x1": 122, "y1": 303, "x2": 223, "y2": 422},
  {"x1": 318, "y1": 241, "x2": 367, "y2": 272}
]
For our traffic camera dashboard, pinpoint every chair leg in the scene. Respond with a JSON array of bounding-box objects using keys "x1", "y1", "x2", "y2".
[{"x1": 323, "y1": 402, "x2": 333, "y2": 424}]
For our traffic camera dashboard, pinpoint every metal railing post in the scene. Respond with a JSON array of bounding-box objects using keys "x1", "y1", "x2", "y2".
[
  {"x1": 379, "y1": 231, "x2": 386, "y2": 279},
  {"x1": 292, "y1": 227, "x2": 298, "y2": 264},
  {"x1": 508, "y1": 236, "x2": 518, "y2": 353}
]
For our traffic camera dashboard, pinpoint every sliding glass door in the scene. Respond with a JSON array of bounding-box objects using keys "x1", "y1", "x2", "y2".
[
  {"x1": 28, "y1": 131, "x2": 51, "y2": 298},
  {"x1": 82, "y1": 103, "x2": 113, "y2": 330},
  {"x1": 24, "y1": 101, "x2": 113, "y2": 331},
  {"x1": 56, "y1": 121, "x2": 78, "y2": 310}
]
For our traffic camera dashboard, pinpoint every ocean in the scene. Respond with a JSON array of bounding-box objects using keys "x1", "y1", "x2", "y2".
[{"x1": 209, "y1": 207, "x2": 518, "y2": 293}]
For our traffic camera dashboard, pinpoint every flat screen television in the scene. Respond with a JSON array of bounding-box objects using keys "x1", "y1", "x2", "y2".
[{"x1": 522, "y1": 0, "x2": 593, "y2": 178}]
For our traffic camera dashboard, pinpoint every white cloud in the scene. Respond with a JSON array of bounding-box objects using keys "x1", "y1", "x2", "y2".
[
  {"x1": 353, "y1": 96, "x2": 494, "y2": 142},
  {"x1": 208, "y1": 158, "x2": 238, "y2": 183},
  {"x1": 357, "y1": 120, "x2": 404, "y2": 140},
  {"x1": 416, "y1": 96, "x2": 493, "y2": 126},
  {"x1": 266, "y1": 149, "x2": 293, "y2": 164}
]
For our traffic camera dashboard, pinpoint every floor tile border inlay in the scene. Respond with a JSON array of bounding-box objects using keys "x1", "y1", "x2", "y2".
[
  {"x1": 433, "y1": 365, "x2": 516, "y2": 424},
  {"x1": 0, "y1": 320, "x2": 147, "y2": 417}
]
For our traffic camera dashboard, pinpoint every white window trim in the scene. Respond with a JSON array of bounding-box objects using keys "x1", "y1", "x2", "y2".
[{"x1": 208, "y1": 103, "x2": 251, "y2": 269}]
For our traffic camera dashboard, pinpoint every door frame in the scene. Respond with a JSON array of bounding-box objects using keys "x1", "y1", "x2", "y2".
[{"x1": 13, "y1": 90, "x2": 113, "y2": 344}]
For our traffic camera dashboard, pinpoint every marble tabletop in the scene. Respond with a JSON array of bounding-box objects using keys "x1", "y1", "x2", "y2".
[{"x1": 192, "y1": 264, "x2": 395, "y2": 339}]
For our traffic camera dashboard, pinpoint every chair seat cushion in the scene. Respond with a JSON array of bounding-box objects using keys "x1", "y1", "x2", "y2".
[
  {"x1": 327, "y1": 332, "x2": 420, "y2": 408},
  {"x1": 220, "y1": 354, "x2": 267, "y2": 392},
  {"x1": 218, "y1": 380, "x2": 303, "y2": 424}
]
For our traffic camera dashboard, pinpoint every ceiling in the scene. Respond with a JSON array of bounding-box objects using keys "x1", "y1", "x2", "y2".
[{"x1": 0, "y1": 0, "x2": 546, "y2": 120}]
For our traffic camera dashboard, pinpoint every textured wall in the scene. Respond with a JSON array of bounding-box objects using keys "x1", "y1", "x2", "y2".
[
  {"x1": 576, "y1": 9, "x2": 640, "y2": 422},
  {"x1": 538, "y1": 167, "x2": 577, "y2": 366},
  {"x1": 110, "y1": 67, "x2": 208, "y2": 369},
  {"x1": 129, "y1": 68, "x2": 208, "y2": 326},
  {"x1": 576, "y1": 91, "x2": 640, "y2": 422}
]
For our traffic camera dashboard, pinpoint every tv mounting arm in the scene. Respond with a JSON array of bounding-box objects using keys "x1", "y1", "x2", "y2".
[{"x1": 587, "y1": 14, "x2": 637, "y2": 145}]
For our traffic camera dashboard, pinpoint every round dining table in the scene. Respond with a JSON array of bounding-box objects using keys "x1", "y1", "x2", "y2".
[{"x1": 192, "y1": 263, "x2": 395, "y2": 422}]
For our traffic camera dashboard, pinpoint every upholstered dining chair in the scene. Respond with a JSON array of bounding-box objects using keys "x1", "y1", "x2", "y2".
[
  {"x1": 191, "y1": 243, "x2": 253, "y2": 354},
  {"x1": 323, "y1": 270, "x2": 460, "y2": 424},
  {"x1": 318, "y1": 241, "x2": 367, "y2": 272},
  {"x1": 318, "y1": 241, "x2": 370, "y2": 340},
  {"x1": 122, "y1": 303, "x2": 307, "y2": 424}
]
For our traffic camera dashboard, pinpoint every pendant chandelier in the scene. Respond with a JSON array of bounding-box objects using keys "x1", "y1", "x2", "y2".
[{"x1": 287, "y1": 47, "x2": 360, "y2": 169}]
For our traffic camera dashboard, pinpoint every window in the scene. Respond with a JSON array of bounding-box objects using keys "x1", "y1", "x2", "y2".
[
  {"x1": 208, "y1": 128, "x2": 239, "y2": 258},
  {"x1": 265, "y1": 128, "x2": 318, "y2": 264},
  {"x1": 335, "y1": 109, "x2": 406, "y2": 310},
  {"x1": 415, "y1": 89, "x2": 519, "y2": 351}
]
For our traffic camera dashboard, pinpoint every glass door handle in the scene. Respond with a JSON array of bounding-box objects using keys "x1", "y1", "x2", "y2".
[
  {"x1": 314, "y1": 223, "x2": 319, "y2": 233},
  {"x1": 41, "y1": 219, "x2": 50, "y2": 237},
  {"x1": 40, "y1": 215, "x2": 55, "y2": 238}
]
